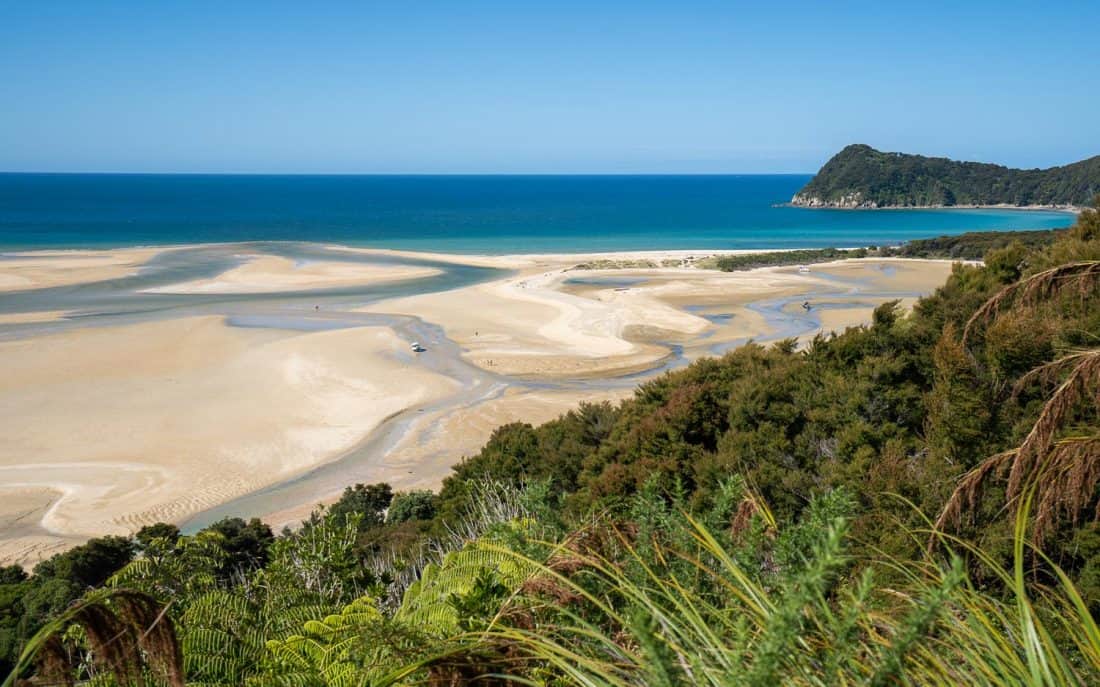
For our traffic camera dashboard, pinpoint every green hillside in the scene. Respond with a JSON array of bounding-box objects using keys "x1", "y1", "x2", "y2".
[{"x1": 792, "y1": 144, "x2": 1100, "y2": 208}]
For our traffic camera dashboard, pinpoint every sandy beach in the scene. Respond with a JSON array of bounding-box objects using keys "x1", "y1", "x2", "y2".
[{"x1": 0, "y1": 243, "x2": 954, "y2": 566}]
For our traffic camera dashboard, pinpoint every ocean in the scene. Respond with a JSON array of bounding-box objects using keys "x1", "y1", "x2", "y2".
[{"x1": 0, "y1": 173, "x2": 1074, "y2": 253}]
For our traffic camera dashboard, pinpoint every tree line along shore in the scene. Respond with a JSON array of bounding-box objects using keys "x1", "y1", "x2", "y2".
[{"x1": 569, "y1": 227, "x2": 1066, "y2": 272}]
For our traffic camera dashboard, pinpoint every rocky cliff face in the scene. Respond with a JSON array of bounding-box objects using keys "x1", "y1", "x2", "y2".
[{"x1": 790, "y1": 191, "x2": 880, "y2": 209}]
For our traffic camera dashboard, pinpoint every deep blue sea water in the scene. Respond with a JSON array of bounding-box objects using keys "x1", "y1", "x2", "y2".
[{"x1": 0, "y1": 173, "x2": 1074, "y2": 253}]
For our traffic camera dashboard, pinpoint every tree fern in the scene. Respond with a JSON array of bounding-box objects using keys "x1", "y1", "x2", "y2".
[
  {"x1": 110, "y1": 530, "x2": 229, "y2": 605},
  {"x1": 261, "y1": 596, "x2": 382, "y2": 687},
  {"x1": 395, "y1": 524, "x2": 537, "y2": 634}
]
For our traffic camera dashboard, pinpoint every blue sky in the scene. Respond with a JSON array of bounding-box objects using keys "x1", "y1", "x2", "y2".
[{"x1": 1, "y1": 1, "x2": 1097, "y2": 173}]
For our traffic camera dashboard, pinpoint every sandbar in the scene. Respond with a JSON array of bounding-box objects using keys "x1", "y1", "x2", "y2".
[
  {"x1": 0, "y1": 248, "x2": 160, "y2": 292},
  {"x1": 143, "y1": 253, "x2": 441, "y2": 294}
]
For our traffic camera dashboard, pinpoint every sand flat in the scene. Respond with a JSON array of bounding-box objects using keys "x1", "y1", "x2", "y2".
[
  {"x1": 357, "y1": 254, "x2": 754, "y2": 378},
  {"x1": 358, "y1": 256, "x2": 928, "y2": 377},
  {"x1": 261, "y1": 386, "x2": 633, "y2": 530},
  {"x1": 0, "y1": 310, "x2": 69, "y2": 325},
  {"x1": 0, "y1": 315, "x2": 457, "y2": 564},
  {"x1": 0, "y1": 248, "x2": 161, "y2": 292},
  {"x1": 363, "y1": 271, "x2": 683, "y2": 377},
  {"x1": 0, "y1": 246, "x2": 959, "y2": 565},
  {"x1": 790, "y1": 258, "x2": 958, "y2": 292},
  {"x1": 143, "y1": 254, "x2": 441, "y2": 294}
]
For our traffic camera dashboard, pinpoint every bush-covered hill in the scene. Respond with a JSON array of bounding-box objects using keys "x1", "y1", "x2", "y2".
[
  {"x1": 4, "y1": 204, "x2": 1100, "y2": 685},
  {"x1": 792, "y1": 144, "x2": 1100, "y2": 208}
]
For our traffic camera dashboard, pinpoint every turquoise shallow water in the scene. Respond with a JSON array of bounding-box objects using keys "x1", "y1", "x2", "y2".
[{"x1": 0, "y1": 173, "x2": 1073, "y2": 252}]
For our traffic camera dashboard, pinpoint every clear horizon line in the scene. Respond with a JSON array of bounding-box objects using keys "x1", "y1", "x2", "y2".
[{"x1": 0, "y1": 170, "x2": 816, "y2": 177}]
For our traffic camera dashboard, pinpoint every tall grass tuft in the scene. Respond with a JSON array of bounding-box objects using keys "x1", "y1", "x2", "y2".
[{"x1": 441, "y1": 496, "x2": 1100, "y2": 686}]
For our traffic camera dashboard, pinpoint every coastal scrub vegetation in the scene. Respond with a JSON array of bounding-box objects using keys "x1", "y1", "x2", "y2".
[
  {"x1": 792, "y1": 143, "x2": 1100, "y2": 208},
  {"x1": 4, "y1": 202, "x2": 1100, "y2": 685},
  {"x1": 570, "y1": 229, "x2": 1065, "y2": 274},
  {"x1": 702, "y1": 228, "x2": 1066, "y2": 272}
]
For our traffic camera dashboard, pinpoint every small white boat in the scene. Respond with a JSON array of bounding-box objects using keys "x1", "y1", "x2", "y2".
[
  {"x1": 410, "y1": 341, "x2": 424, "y2": 352},
  {"x1": 798, "y1": 265, "x2": 811, "y2": 273}
]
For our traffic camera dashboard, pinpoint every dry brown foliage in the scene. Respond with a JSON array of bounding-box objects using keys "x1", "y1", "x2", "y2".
[
  {"x1": 936, "y1": 349, "x2": 1100, "y2": 547},
  {"x1": 1007, "y1": 350, "x2": 1100, "y2": 500},
  {"x1": 936, "y1": 254, "x2": 1100, "y2": 548},
  {"x1": 25, "y1": 636, "x2": 73, "y2": 687},
  {"x1": 111, "y1": 591, "x2": 184, "y2": 687},
  {"x1": 27, "y1": 590, "x2": 183, "y2": 687},
  {"x1": 935, "y1": 450, "x2": 1017, "y2": 537},
  {"x1": 962, "y1": 261, "x2": 1100, "y2": 344},
  {"x1": 730, "y1": 497, "x2": 760, "y2": 538},
  {"x1": 1031, "y1": 436, "x2": 1100, "y2": 545},
  {"x1": 518, "y1": 521, "x2": 625, "y2": 607}
]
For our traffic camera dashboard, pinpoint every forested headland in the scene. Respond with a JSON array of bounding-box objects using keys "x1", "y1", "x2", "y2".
[
  {"x1": 792, "y1": 144, "x2": 1100, "y2": 208},
  {"x1": 4, "y1": 203, "x2": 1100, "y2": 686}
]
